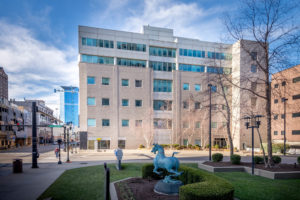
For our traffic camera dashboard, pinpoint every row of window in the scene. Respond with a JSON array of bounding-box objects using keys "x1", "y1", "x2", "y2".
[
  {"x1": 117, "y1": 58, "x2": 146, "y2": 68},
  {"x1": 81, "y1": 55, "x2": 114, "y2": 65},
  {"x1": 274, "y1": 94, "x2": 300, "y2": 103},
  {"x1": 149, "y1": 47, "x2": 176, "y2": 58},
  {"x1": 153, "y1": 100, "x2": 172, "y2": 111},
  {"x1": 207, "y1": 51, "x2": 230, "y2": 60},
  {"x1": 182, "y1": 83, "x2": 202, "y2": 91},
  {"x1": 149, "y1": 61, "x2": 176, "y2": 72},
  {"x1": 182, "y1": 121, "x2": 225, "y2": 129},
  {"x1": 87, "y1": 119, "x2": 142, "y2": 127},
  {"x1": 273, "y1": 112, "x2": 300, "y2": 119},
  {"x1": 82, "y1": 37, "x2": 114, "y2": 48},
  {"x1": 88, "y1": 98, "x2": 143, "y2": 107},
  {"x1": 179, "y1": 48, "x2": 205, "y2": 58},
  {"x1": 87, "y1": 76, "x2": 143, "y2": 87},
  {"x1": 274, "y1": 130, "x2": 300, "y2": 135},
  {"x1": 117, "y1": 41, "x2": 146, "y2": 52}
]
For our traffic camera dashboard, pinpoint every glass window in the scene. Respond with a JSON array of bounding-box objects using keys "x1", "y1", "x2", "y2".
[
  {"x1": 102, "y1": 77, "x2": 110, "y2": 85},
  {"x1": 149, "y1": 46, "x2": 176, "y2": 57},
  {"x1": 87, "y1": 76, "x2": 95, "y2": 84},
  {"x1": 183, "y1": 139, "x2": 188, "y2": 146},
  {"x1": 88, "y1": 119, "x2": 96, "y2": 127},
  {"x1": 292, "y1": 130, "x2": 300, "y2": 135},
  {"x1": 195, "y1": 102, "x2": 201, "y2": 109},
  {"x1": 292, "y1": 94, "x2": 300, "y2": 100},
  {"x1": 87, "y1": 97, "x2": 96, "y2": 105},
  {"x1": 292, "y1": 77, "x2": 300, "y2": 83},
  {"x1": 194, "y1": 84, "x2": 201, "y2": 91},
  {"x1": 81, "y1": 55, "x2": 113, "y2": 64},
  {"x1": 183, "y1": 83, "x2": 189, "y2": 90},
  {"x1": 251, "y1": 97, "x2": 257, "y2": 107},
  {"x1": 135, "y1": 100, "x2": 142, "y2": 107},
  {"x1": 153, "y1": 100, "x2": 172, "y2": 111},
  {"x1": 153, "y1": 119, "x2": 172, "y2": 129},
  {"x1": 251, "y1": 52, "x2": 257, "y2": 60},
  {"x1": 118, "y1": 140, "x2": 126, "y2": 149},
  {"x1": 135, "y1": 120, "x2": 142, "y2": 127},
  {"x1": 102, "y1": 98, "x2": 109, "y2": 106},
  {"x1": 211, "y1": 122, "x2": 217, "y2": 128},
  {"x1": 153, "y1": 79, "x2": 172, "y2": 92},
  {"x1": 211, "y1": 85, "x2": 217, "y2": 92},
  {"x1": 195, "y1": 121, "x2": 200, "y2": 129},
  {"x1": 122, "y1": 120, "x2": 129, "y2": 127},
  {"x1": 281, "y1": 131, "x2": 285, "y2": 135},
  {"x1": 183, "y1": 101, "x2": 189, "y2": 109},
  {"x1": 274, "y1": 131, "x2": 278, "y2": 135},
  {"x1": 251, "y1": 65, "x2": 257, "y2": 73},
  {"x1": 135, "y1": 80, "x2": 142, "y2": 87},
  {"x1": 179, "y1": 64, "x2": 205, "y2": 73},
  {"x1": 102, "y1": 119, "x2": 110, "y2": 126},
  {"x1": 195, "y1": 139, "x2": 201, "y2": 146},
  {"x1": 122, "y1": 99, "x2": 129, "y2": 107},
  {"x1": 292, "y1": 112, "x2": 300, "y2": 118},
  {"x1": 282, "y1": 81, "x2": 286, "y2": 86},
  {"x1": 122, "y1": 79, "x2": 129, "y2": 86},
  {"x1": 117, "y1": 58, "x2": 146, "y2": 68},
  {"x1": 274, "y1": 114, "x2": 278, "y2": 120},
  {"x1": 274, "y1": 99, "x2": 278, "y2": 104}
]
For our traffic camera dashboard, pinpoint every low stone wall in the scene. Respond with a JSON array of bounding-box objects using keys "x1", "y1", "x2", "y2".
[{"x1": 198, "y1": 163, "x2": 300, "y2": 179}]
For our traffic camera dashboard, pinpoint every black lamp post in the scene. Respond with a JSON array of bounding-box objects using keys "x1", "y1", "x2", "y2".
[
  {"x1": 244, "y1": 115, "x2": 263, "y2": 175},
  {"x1": 66, "y1": 127, "x2": 70, "y2": 163},
  {"x1": 57, "y1": 139, "x2": 62, "y2": 164},
  {"x1": 283, "y1": 98, "x2": 288, "y2": 156},
  {"x1": 208, "y1": 84, "x2": 213, "y2": 161}
]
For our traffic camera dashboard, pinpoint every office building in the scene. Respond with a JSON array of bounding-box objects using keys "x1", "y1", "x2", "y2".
[
  {"x1": 78, "y1": 25, "x2": 267, "y2": 150},
  {"x1": 0, "y1": 67, "x2": 8, "y2": 100},
  {"x1": 59, "y1": 86, "x2": 79, "y2": 127},
  {"x1": 271, "y1": 65, "x2": 300, "y2": 145}
]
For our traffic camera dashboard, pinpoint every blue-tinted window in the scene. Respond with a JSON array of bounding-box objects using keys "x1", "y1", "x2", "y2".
[
  {"x1": 102, "y1": 98, "x2": 109, "y2": 106},
  {"x1": 135, "y1": 100, "x2": 142, "y2": 107},
  {"x1": 117, "y1": 41, "x2": 146, "y2": 52},
  {"x1": 102, "y1": 77, "x2": 110, "y2": 85},
  {"x1": 195, "y1": 84, "x2": 201, "y2": 91},
  {"x1": 122, "y1": 79, "x2": 129, "y2": 86},
  {"x1": 183, "y1": 83, "x2": 189, "y2": 90},
  {"x1": 122, "y1": 99, "x2": 129, "y2": 106},
  {"x1": 179, "y1": 64, "x2": 205, "y2": 73},
  {"x1": 102, "y1": 119, "x2": 110, "y2": 126},
  {"x1": 81, "y1": 55, "x2": 114, "y2": 65},
  {"x1": 117, "y1": 58, "x2": 146, "y2": 68},
  {"x1": 207, "y1": 66, "x2": 223, "y2": 74},
  {"x1": 122, "y1": 119, "x2": 129, "y2": 127},
  {"x1": 153, "y1": 100, "x2": 172, "y2": 111},
  {"x1": 82, "y1": 37, "x2": 113, "y2": 48},
  {"x1": 211, "y1": 85, "x2": 217, "y2": 92},
  {"x1": 251, "y1": 65, "x2": 257, "y2": 73},
  {"x1": 87, "y1": 119, "x2": 96, "y2": 127},
  {"x1": 149, "y1": 61, "x2": 175, "y2": 72},
  {"x1": 87, "y1": 97, "x2": 96, "y2": 105},
  {"x1": 149, "y1": 47, "x2": 176, "y2": 58},
  {"x1": 87, "y1": 76, "x2": 95, "y2": 84},
  {"x1": 153, "y1": 79, "x2": 172, "y2": 92},
  {"x1": 179, "y1": 49, "x2": 205, "y2": 58}
]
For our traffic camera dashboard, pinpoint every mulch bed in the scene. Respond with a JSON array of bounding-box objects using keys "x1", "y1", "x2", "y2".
[
  {"x1": 115, "y1": 177, "x2": 179, "y2": 200},
  {"x1": 203, "y1": 161, "x2": 300, "y2": 172}
]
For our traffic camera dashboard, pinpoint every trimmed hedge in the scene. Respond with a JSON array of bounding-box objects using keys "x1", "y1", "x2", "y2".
[
  {"x1": 142, "y1": 164, "x2": 234, "y2": 200},
  {"x1": 272, "y1": 155, "x2": 281, "y2": 164},
  {"x1": 298, "y1": 156, "x2": 300, "y2": 164},
  {"x1": 212, "y1": 153, "x2": 223, "y2": 162},
  {"x1": 254, "y1": 156, "x2": 264, "y2": 164},
  {"x1": 230, "y1": 154, "x2": 241, "y2": 165}
]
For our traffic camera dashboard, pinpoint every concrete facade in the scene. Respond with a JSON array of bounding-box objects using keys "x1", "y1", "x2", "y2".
[
  {"x1": 271, "y1": 65, "x2": 300, "y2": 145},
  {"x1": 0, "y1": 67, "x2": 8, "y2": 100},
  {"x1": 78, "y1": 25, "x2": 267, "y2": 150}
]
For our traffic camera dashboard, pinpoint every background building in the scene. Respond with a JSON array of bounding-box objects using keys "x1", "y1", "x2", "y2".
[
  {"x1": 78, "y1": 25, "x2": 267, "y2": 150},
  {"x1": 0, "y1": 67, "x2": 8, "y2": 100},
  {"x1": 58, "y1": 86, "x2": 79, "y2": 127},
  {"x1": 271, "y1": 65, "x2": 300, "y2": 145}
]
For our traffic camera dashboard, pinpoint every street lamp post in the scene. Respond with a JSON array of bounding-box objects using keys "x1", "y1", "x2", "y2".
[
  {"x1": 244, "y1": 115, "x2": 263, "y2": 175},
  {"x1": 66, "y1": 127, "x2": 70, "y2": 163},
  {"x1": 57, "y1": 139, "x2": 62, "y2": 164},
  {"x1": 283, "y1": 98, "x2": 288, "y2": 156},
  {"x1": 208, "y1": 84, "x2": 213, "y2": 161}
]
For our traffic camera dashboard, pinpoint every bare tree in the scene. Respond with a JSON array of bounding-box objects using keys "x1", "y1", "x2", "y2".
[{"x1": 224, "y1": 0, "x2": 300, "y2": 166}]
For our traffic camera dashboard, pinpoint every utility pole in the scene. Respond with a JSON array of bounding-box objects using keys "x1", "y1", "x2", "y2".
[{"x1": 32, "y1": 102, "x2": 38, "y2": 168}]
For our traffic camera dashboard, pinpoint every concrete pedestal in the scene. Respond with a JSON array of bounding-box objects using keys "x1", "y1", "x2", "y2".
[{"x1": 154, "y1": 180, "x2": 183, "y2": 195}]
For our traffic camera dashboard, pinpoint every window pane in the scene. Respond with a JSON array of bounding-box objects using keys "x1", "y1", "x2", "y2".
[
  {"x1": 122, "y1": 120, "x2": 129, "y2": 127},
  {"x1": 88, "y1": 119, "x2": 96, "y2": 127},
  {"x1": 122, "y1": 99, "x2": 129, "y2": 106},
  {"x1": 87, "y1": 97, "x2": 96, "y2": 105},
  {"x1": 87, "y1": 76, "x2": 95, "y2": 84},
  {"x1": 194, "y1": 84, "x2": 201, "y2": 91},
  {"x1": 183, "y1": 83, "x2": 189, "y2": 90},
  {"x1": 135, "y1": 100, "x2": 142, "y2": 107},
  {"x1": 102, "y1": 119, "x2": 110, "y2": 126},
  {"x1": 102, "y1": 77, "x2": 110, "y2": 85},
  {"x1": 102, "y1": 98, "x2": 109, "y2": 106},
  {"x1": 122, "y1": 79, "x2": 129, "y2": 86}
]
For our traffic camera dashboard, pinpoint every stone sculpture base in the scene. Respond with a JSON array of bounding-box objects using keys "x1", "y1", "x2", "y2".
[{"x1": 154, "y1": 180, "x2": 183, "y2": 195}]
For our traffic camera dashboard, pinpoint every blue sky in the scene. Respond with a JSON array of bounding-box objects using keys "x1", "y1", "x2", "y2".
[{"x1": 0, "y1": 0, "x2": 298, "y2": 112}]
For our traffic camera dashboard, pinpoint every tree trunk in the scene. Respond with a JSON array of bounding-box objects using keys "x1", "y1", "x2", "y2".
[{"x1": 256, "y1": 127, "x2": 267, "y2": 167}]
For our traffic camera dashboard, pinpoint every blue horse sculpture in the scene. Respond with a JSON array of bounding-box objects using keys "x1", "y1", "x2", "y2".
[{"x1": 151, "y1": 144, "x2": 182, "y2": 183}]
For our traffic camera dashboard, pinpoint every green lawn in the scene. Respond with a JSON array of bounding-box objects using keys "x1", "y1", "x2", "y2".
[
  {"x1": 215, "y1": 172, "x2": 300, "y2": 200},
  {"x1": 38, "y1": 163, "x2": 300, "y2": 200}
]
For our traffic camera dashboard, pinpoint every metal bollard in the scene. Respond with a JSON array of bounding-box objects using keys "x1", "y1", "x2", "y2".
[{"x1": 104, "y1": 166, "x2": 110, "y2": 200}]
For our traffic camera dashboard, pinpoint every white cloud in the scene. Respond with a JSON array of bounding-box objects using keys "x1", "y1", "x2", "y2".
[{"x1": 0, "y1": 20, "x2": 78, "y2": 108}]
